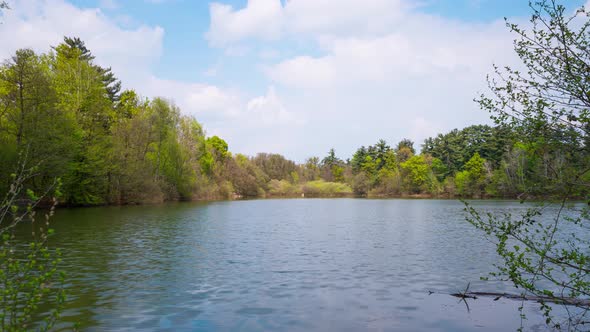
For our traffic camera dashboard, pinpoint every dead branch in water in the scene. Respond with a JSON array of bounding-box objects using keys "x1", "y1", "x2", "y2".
[{"x1": 450, "y1": 291, "x2": 590, "y2": 307}]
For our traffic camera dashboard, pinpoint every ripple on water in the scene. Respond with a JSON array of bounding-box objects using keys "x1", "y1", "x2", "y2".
[
  {"x1": 22, "y1": 198, "x2": 577, "y2": 331},
  {"x1": 235, "y1": 307, "x2": 276, "y2": 315}
]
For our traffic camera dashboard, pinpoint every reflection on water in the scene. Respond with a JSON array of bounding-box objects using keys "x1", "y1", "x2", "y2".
[{"x1": 20, "y1": 199, "x2": 566, "y2": 331}]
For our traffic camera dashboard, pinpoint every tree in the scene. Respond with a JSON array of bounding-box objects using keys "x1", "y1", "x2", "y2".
[
  {"x1": 351, "y1": 140, "x2": 395, "y2": 175},
  {"x1": 61, "y1": 37, "x2": 121, "y2": 103},
  {"x1": 351, "y1": 172, "x2": 370, "y2": 196},
  {"x1": 51, "y1": 40, "x2": 115, "y2": 205},
  {"x1": 303, "y1": 157, "x2": 320, "y2": 181},
  {"x1": 225, "y1": 155, "x2": 263, "y2": 197},
  {"x1": 351, "y1": 146, "x2": 368, "y2": 173},
  {"x1": 396, "y1": 139, "x2": 415, "y2": 163},
  {"x1": 400, "y1": 155, "x2": 430, "y2": 193},
  {"x1": 321, "y1": 148, "x2": 339, "y2": 167},
  {"x1": 0, "y1": 37, "x2": 267, "y2": 204},
  {"x1": 252, "y1": 153, "x2": 296, "y2": 181},
  {"x1": 207, "y1": 136, "x2": 229, "y2": 161},
  {"x1": 0, "y1": 156, "x2": 66, "y2": 331},
  {"x1": 0, "y1": 49, "x2": 76, "y2": 197},
  {"x1": 320, "y1": 148, "x2": 344, "y2": 182},
  {"x1": 396, "y1": 139, "x2": 415, "y2": 154},
  {"x1": 455, "y1": 153, "x2": 489, "y2": 197},
  {"x1": 470, "y1": 1, "x2": 590, "y2": 329}
]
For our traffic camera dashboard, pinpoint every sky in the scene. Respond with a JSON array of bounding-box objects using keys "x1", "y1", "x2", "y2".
[{"x1": 0, "y1": 0, "x2": 587, "y2": 161}]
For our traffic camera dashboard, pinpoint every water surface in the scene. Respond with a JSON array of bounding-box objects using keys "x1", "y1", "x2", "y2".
[{"x1": 31, "y1": 199, "x2": 563, "y2": 331}]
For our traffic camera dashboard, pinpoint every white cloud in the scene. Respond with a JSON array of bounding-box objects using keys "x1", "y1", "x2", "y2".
[
  {"x1": 206, "y1": 0, "x2": 283, "y2": 47},
  {"x1": 265, "y1": 55, "x2": 336, "y2": 89},
  {"x1": 0, "y1": 0, "x2": 163, "y2": 90},
  {"x1": 267, "y1": 18, "x2": 512, "y2": 88},
  {"x1": 142, "y1": 77, "x2": 299, "y2": 126},
  {"x1": 205, "y1": 0, "x2": 522, "y2": 159},
  {"x1": 246, "y1": 86, "x2": 302, "y2": 126},
  {"x1": 206, "y1": 0, "x2": 413, "y2": 47},
  {"x1": 282, "y1": 0, "x2": 409, "y2": 37}
]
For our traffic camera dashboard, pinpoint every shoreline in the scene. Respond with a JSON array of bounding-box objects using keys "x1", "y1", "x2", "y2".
[{"x1": 51, "y1": 194, "x2": 580, "y2": 209}]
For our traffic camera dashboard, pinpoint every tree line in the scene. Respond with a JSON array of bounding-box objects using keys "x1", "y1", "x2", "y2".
[{"x1": 1, "y1": 37, "x2": 588, "y2": 205}]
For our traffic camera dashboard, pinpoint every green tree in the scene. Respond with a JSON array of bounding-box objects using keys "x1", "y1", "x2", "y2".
[
  {"x1": 320, "y1": 148, "x2": 344, "y2": 182},
  {"x1": 51, "y1": 40, "x2": 114, "y2": 205},
  {"x1": 207, "y1": 136, "x2": 229, "y2": 161},
  {"x1": 396, "y1": 138, "x2": 415, "y2": 155},
  {"x1": 303, "y1": 157, "x2": 321, "y2": 181},
  {"x1": 455, "y1": 153, "x2": 487, "y2": 198},
  {"x1": 470, "y1": 1, "x2": 590, "y2": 329},
  {"x1": 400, "y1": 155, "x2": 430, "y2": 193},
  {"x1": 110, "y1": 98, "x2": 162, "y2": 203},
  {"x1": 62, "y1": 37, "x2": 121, "y2": 103},
  {"x1": 396, "y1": 138, "x2": 415, "y2": 164},
  {"x1": 0, "y1": 49, "x2": 76, "y2": 197},
  {"x1": 464, "y1": 152, "x2": 488, "y2": 197},
  {"x1": 322, "y1": 148, "x2": 339, "y2": 167}
]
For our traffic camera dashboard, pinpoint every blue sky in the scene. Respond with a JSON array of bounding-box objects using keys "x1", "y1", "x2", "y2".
[
  {"x1": 1, "y1": 0, "x2": 587, "y2": 161},
  {"x1": 71, "y1": 0, "x2": 584, "y2": 92}
]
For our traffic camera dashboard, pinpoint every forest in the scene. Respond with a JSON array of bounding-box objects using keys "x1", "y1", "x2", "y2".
[{"x1": 1, "y1": 37, "x2": 588, "y2": 206}]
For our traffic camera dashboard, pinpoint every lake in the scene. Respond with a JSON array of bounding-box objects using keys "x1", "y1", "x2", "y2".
[{"x1": 28, "y1": 199, "x2": 563, "y2": 331}]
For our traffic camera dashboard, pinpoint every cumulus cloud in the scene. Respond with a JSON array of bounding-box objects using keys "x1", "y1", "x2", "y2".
[
  {"x1": 267, "y1": 18, "x2": 513, "y2": 88},
  {"x1": 206, "y1": 0, "x2": 412, "y2": 46},
  {"x1": 282, "y1": 0, "x2": 410, "y2": 37},
  {"x1": 246, "y1": 86, "x2": 302, "y2": 126},
  {"x1": 265, "y1": 55, "x2": 336, "y2": 89},
  {"x1": 206, "y1": 0, "x2": 523, "y2": 159},
  {"x1": 0, "y1": 0, "x2": 164, "y2": 89},
  {"x1": 206, "y1": 0, "x2": 283, "y2": 47}
]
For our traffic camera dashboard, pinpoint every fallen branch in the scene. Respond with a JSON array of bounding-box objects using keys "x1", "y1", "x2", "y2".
[
  {"x1": 450, "y1": 291, "x2": 590, "y2": 307},
  {"x1": 452, "y1": 282, "x2": 477, "y2": 300}
]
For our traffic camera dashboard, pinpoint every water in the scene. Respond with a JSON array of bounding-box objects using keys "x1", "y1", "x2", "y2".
[{"x1": 24, "y1": 199, "x2": 565, "y2": 331}]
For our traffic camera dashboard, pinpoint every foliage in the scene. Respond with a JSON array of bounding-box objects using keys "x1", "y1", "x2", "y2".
[
  {"x1": 302, "y1": 180, "x2": 352, "y2": 197},
  {"x1": 267, "y1": 179, "x2": 298, "y2": 196},
  {"x1": 0, "y1": 158, "x2": 65, "y2": 331},
  {"x1": 400, "y1": 155, "x2": 431, "y2": 193},
  {"x1": 468, "y1": 1, "x2": 590, "y2": 329},
  {"x1": 422, "y1": 125, "x2": 511, "y2": 176},
  {"x1": 252, "y1": 153, "x2": 297, "y2": 181},
  {"x1": 454, "y1": 153, "x2": 489, "y2": 197},
  {"x1": 351, "y1": 172, "x2": 371, "y2": 196}
]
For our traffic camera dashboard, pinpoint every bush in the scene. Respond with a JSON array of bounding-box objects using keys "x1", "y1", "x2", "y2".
[
  {"x1": 352, "y1": 172, "x2": 370, "y2": 196},
  {"x1": 0, "y1": 163, "x2": 66, "y2": 330},
  {"x1": 302, "y1": 180, "x2": 352, "y2": 197},
  {"x1": 267, "y1": 179, "x2": 298, "y2": 196},
  {"x1": 370, "y1": 169, "x2": 402, "y2": 196}
]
